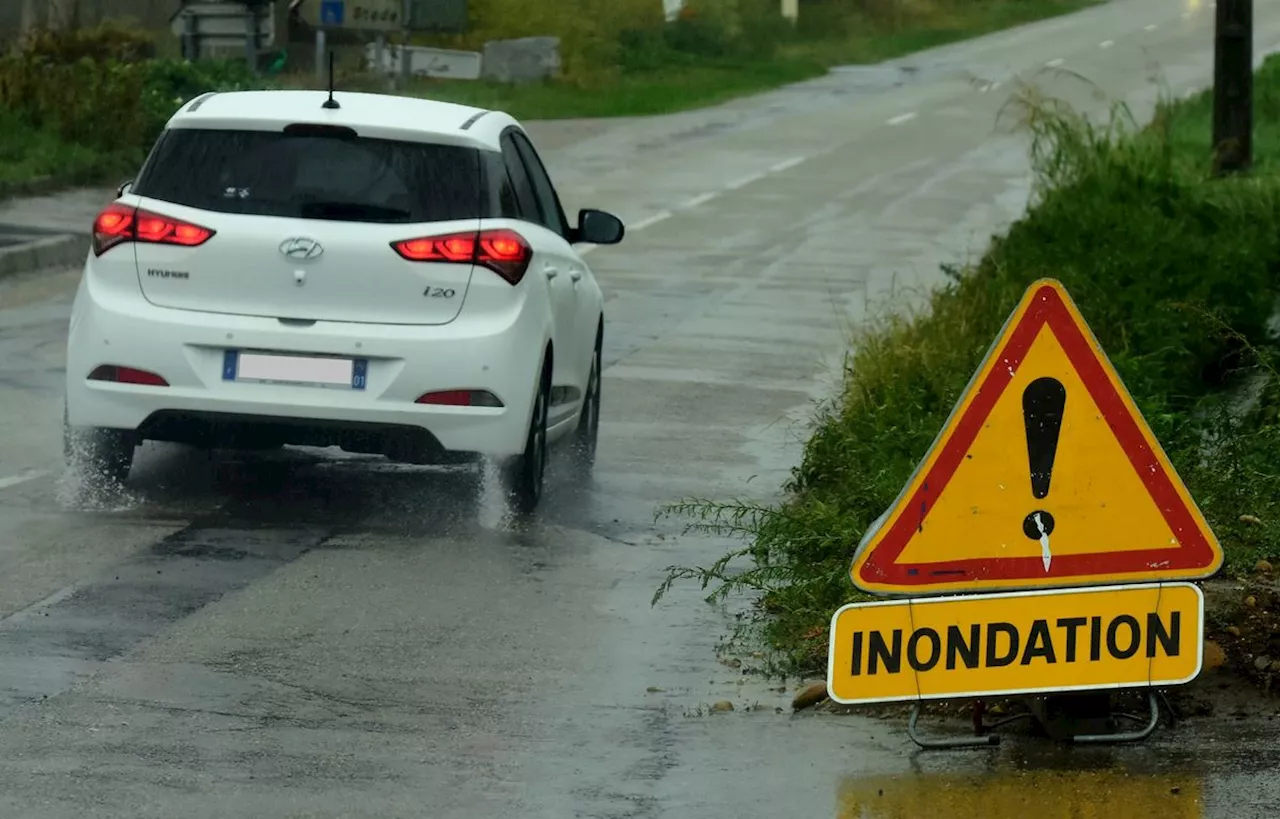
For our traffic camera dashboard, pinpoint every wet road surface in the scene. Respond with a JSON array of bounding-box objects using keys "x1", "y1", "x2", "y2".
[{"x1": 4, "y1": 0, "x2": 1280, "y2": 815}]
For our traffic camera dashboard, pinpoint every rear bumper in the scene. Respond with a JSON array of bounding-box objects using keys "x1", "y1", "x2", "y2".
[
  {"x1": 135, "y1": 409, "x2": 483, "y2": 463},
  {"x1": 65, "y1": 269, "x2": 546, "y2": 459}
]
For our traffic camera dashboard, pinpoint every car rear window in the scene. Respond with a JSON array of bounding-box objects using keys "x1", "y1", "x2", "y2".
[{"x1": 131, "y1": 128, "x2": 487, "y2": 224}]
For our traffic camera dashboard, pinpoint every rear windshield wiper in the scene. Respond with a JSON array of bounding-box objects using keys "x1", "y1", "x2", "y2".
[{"x1": 299, "y1": 201, "x2": 412, "y2": 222}]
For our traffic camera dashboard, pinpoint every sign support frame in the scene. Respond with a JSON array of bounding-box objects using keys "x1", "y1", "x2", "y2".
[{"x1": 904, "y1": 691, "x2": 1163, "y2": 749}]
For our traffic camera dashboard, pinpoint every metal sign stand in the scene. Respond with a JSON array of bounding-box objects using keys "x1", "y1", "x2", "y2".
[{"x1": 906, "y1": 690, "x2": 1164, "y2": 750}]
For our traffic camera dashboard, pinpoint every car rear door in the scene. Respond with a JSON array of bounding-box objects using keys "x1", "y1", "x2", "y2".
[{"x1": 125, "y1": 125, "x2": 487, "y2": 326}]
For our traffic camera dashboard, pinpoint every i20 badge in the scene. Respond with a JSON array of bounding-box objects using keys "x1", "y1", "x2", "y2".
[{"x1": 279, "y1": 237, "x2": 324, "y2": 261}]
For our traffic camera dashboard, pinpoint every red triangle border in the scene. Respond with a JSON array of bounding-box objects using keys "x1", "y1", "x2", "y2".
[{"x1": 857, "y1": 283, "x2": 1219, "y2": 589}]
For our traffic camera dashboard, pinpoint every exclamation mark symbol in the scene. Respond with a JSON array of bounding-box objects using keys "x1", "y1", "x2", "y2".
[{"x1": 1021, "y1": 377, "x2": 1066, "y2": 572}]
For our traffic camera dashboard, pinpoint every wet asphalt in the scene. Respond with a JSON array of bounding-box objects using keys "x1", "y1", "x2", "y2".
[{"x1": 3, "y1": 0, "x2": 1280, "y2": 815}]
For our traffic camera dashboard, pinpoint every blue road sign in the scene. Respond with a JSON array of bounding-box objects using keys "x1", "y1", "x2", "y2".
[{"x1": 320, "y1": 0, "x2": 345, "y2": 25}]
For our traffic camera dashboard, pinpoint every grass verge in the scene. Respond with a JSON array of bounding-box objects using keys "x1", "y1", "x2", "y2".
[
  {"x1": 654, "y1": 56, "x2": 1280, "y2": 680},
  {"x1": 363, "y1": 0, "x2": 1097, "y2": 119},
  {"x1": 0, "y1": 110, "x2": 135, "y2": 196}
]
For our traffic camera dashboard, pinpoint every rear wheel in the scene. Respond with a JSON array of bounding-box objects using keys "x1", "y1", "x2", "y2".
[
  {"x1": 501, "y1": 357, "x2": 551, "y2": 515},
  {"x1": 570, "y1": 330, "x2": 602, "y2": 472},
  {"x1": 64, "y1": 403, "x2": 136, "y2": 484}
]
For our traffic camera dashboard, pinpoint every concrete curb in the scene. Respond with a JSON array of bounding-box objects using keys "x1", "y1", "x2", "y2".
[{"x1": 0, "y1": 234, "x2": 87, "y2": 280}]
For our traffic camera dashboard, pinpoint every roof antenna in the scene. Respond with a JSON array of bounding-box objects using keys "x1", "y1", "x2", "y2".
[{"x1": 322, "y1": 50, "x2": 340, "y2": 109}]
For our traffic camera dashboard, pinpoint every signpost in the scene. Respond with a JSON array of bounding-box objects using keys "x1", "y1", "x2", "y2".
[
  {"x1": 303, "y1": 0, "x2": 404, "y2": 30},
  {"x1": 299, "y1": 0, "x2": 469, "y2": 87},
  {"x1": 300, "y1": 0, "x2": 467, "y2": 31},
  {"x1": 828, "y1": 278, "x2": 1224, "y2": 747}
]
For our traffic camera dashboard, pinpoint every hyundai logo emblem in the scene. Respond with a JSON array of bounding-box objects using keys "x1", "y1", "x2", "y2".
[{"x1": 279, "y1": 237, "x2": 324, "y2": 260}]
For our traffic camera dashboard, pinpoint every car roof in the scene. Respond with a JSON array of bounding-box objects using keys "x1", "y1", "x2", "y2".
[{"x1": 167, "y1": 89, "x2": 518, "y2": 150}]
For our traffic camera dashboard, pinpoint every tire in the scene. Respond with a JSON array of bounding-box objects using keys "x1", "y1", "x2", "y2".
[
  {"x1": 570, "y1": 329, "x2": 602, "y2": 472},
  {"x1": 501, "y1": 357, "x2": 551, "y2": 515},
  {"x1": 64, "y1": 403, "x2": 136, "y2": 485}
]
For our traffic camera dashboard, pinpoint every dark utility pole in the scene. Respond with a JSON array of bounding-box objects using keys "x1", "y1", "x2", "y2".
[{"x1": 1212, "y1": 0, "x2": 1254, "y2": 175}]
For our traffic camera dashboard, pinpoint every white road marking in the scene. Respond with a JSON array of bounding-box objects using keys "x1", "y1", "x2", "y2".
[
  {"x1": 629, "y1": 210, "x2": 673, "y2": 231},
  {"x1": 725, "y1": 171, "x2": 767, "y2": 190},
  {"x1": 577, "y1": 245, "x2": 596, "y2": 256},
  {"x1": 1144, "y1": 23, "x2": 1157, "y2": 30},
  {"x1": 1099, "y1": 39, "x2": 1114, "y2": 48},
  {"x1": 599, "y1": 154, "x2": 813, "y2": 237},
  {"x1": 681, "y1": 191, "x2": 718, "y2": 209},
  {"x1": 887, "y1": 112, "x2": 917, "y2": 126},
  {"x1": 0, "y1": 471, "x2": 47, "y2": 491},
  {"x1": 1046, "y1": 58, "x2": 1065, "y2": 67}
]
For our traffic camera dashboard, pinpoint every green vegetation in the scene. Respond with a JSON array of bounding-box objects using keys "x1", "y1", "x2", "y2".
[
  {"x1": 389, "y1": 58, "x2": 827, "y2": 120},
  {"x1": 400, "y1": 0, "x2": 1094, "y2": 119},
  {"x1": 655, "y1": 57, "x2": 1280, "y2": 674},
  {"x1": 0, "y1": 0, "x2": 1097, "y2": 190},
  {"x1": 0, "y1": 23, "x2": 265, "y2": 193},
  {"x1": 0, "y1": 109, "x2": 112, "y2": 193}
]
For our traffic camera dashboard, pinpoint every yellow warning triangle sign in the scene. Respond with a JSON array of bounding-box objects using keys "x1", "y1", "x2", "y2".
[{"x1": 850, "y1": 279, "x2": 1223, "y2": 595}]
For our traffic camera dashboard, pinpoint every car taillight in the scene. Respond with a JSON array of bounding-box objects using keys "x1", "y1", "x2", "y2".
[
  {"x1": 88, "y1": 365, "x2": 169, "y2": 386},
  {"x1": 391, "y1": 229, "x2": 533, "y2": 285},
  {"x1": 92, "y1": 202, "x2": 214, "y2": 257}
]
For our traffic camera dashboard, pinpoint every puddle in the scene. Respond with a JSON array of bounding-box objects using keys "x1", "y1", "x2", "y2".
[{"x1": 839, "y1": 769, "x2": 1203, "y2": 818}]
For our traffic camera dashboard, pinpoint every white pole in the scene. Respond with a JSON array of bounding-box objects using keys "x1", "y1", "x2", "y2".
[
  {"x1": 316, "y1": 28, "x2": 326, "y2": 85},
  {"x1": 374, "y1": 33, "x2": 387, "y2": 75}
]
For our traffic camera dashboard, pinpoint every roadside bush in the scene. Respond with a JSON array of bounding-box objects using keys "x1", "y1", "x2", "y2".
[
  {"x1": 430, "y1": 0, "x2": 787, "y2": 80},
  {"x1": 0, "y1": 55, "x2": 152, "y2": 152},
  {"x1": 4, "y1": 20, "x2": 156, "y2": 63},
  {"x1": 430, "y1": 0, "x2": 663, "y2": 81},
  {"x1": 663, "y1": 13, "x2": 736, "y2": 59},
  {"x1": 0, "y1": 108, "x2": 117, "y2": 190},
  {"x1": 737, "y1": 0, "x2": 791, "y2": 59},
  {"x1": 0, "y1": 22, "x2": 264, "y2": 169},
  {"x1": 655, "y1": 60, "x2": 1280, "y2": 673},
  {"x1": 140, "y1": 58, "x2": 262, "y2": 127},
  {"x1": 616, "y1": 26, "x2": 674, "y2": 72}
]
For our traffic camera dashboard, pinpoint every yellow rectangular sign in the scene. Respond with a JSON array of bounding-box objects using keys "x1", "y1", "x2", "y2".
[{"x1": 827, "y1": 582, "x2": 1202, "y2": 705}]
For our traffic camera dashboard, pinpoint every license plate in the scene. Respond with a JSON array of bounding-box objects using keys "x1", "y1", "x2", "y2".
[{"x1": 222, "y1": 350, "x2": 367, "y2": 390}]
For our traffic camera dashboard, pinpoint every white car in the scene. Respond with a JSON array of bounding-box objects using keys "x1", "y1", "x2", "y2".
[{"x1": 63, "y1": 89, "x2": 624, "y2": 513}]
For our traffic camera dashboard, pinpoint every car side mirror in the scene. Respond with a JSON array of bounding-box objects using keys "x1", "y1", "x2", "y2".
[
  {"x1": 577, "y1": 209, "x2": 624, "y2": 245},
  {"x1": 117, "y1": 179, "x2": 133, "y2": 197}
]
